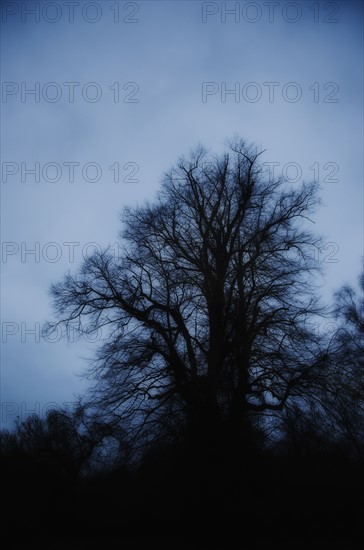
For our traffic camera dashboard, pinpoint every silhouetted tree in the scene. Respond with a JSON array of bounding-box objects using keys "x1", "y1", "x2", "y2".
[
  {"x1": 325, "y1": 271, "x2": 364, "y2": 458},
  {"x1": 47, "y1": 139, "x2": 328, "y2": 452},
  {"x1": 0, "y1": 406, "x2": 126, "y2": 477},
  {"x1": 276, "y1": 269, "x2": 364, "y2": 460}
]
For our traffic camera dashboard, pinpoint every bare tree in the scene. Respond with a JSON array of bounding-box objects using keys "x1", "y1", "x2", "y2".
[
  {"x1": 47, "y1": 139, "x2": 328, "y2": 451},
  {"x1": 0, "y1": 406, "x2": 126, "y2": 477},
  {"x1": 278, "y1": 269, "x2": 364, "y2": 460},
  {"x1": 324, "y1": 271, "x2": 364, "y2": 458}
]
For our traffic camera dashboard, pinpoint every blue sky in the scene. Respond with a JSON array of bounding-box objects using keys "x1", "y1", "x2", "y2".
[{"x1": 1, "y1": 0, "x2": 363, "y2": 427}]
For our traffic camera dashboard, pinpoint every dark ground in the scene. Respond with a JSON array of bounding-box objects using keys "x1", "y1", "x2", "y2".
[{"x1": 2, "y1": 441, "x2": 363, "y2": 548}]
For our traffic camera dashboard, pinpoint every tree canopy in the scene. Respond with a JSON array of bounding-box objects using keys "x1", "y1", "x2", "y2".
[{"x1": 46, "y1": 139, "x2": 351, "y2": 451}]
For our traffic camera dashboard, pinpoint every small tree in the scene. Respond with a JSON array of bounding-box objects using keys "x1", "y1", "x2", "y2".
[
  {"x1": 0, "y1": 407, "x2": 125, "y2": 477},
  {"x1": 324, "y1": 271, "x2": 364, "y2": 458},
  {"x1": 47, "y1": 139, "x2": 328, "y2": 451}
]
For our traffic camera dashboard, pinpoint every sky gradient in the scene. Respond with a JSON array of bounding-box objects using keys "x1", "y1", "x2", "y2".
[{"x1": 1, "y1": 0, "x2": 363, "y2": 427}]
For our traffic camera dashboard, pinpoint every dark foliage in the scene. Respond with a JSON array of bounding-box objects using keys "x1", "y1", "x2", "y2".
[{"x1": 2, "y1": 413, "x2": 363, "y2": 546}]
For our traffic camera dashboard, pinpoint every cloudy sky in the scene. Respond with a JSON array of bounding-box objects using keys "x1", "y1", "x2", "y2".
[{"x1": 1, "y1": 0, "x2": 363, "y2": 427}]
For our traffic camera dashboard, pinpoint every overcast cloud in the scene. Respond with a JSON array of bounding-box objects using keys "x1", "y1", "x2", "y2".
[{"x1": 1, "y1": 0, "x2": 363, "y2": 427}]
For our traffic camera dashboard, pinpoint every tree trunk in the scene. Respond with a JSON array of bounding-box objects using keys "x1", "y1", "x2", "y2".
[{"x1": 185, "y1": 398, "x2": 221, "y2": 455}]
